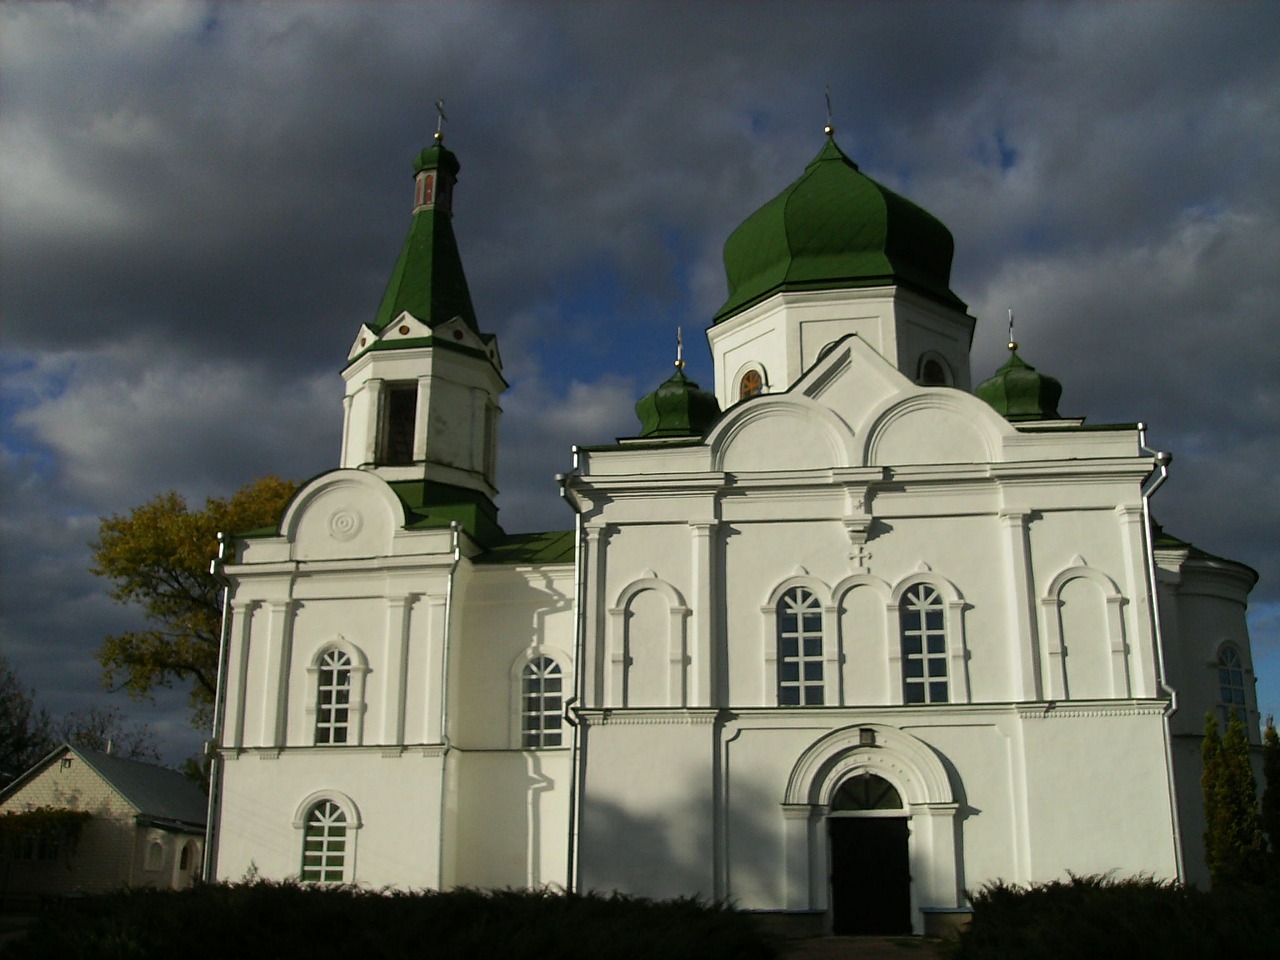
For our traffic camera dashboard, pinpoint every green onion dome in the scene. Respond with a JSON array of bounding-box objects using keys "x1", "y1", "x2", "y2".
[
  {"x1": 714, "y1": 136, "x2": 964, "y2": 323},
  {"x1": 976, "y1": 348, "x2": 1063, "y2": 421},
  {"x1": 635, "y1": 367, "x2": 722, "y2": 439}
]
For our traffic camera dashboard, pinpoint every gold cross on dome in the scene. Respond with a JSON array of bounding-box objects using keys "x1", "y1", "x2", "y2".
[{"x1": 434, "y1": 98, "x2": 447, "y2": 141}]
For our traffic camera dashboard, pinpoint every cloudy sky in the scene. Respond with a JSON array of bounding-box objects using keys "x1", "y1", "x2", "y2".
[{"x1": 3, "y1": 1, "x2": 1278, "y2": 765}]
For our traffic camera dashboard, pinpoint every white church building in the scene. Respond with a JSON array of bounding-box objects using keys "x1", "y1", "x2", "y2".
[{"x1": 208, "y1": 127, "x2": 1260, "y2": 935}]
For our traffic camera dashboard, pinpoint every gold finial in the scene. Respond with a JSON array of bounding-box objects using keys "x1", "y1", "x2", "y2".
[
  {"x1": 675, "y1": 327, "x2": 685, "y2": 371},
  {"x1": 824, "y1": 86, "x2": 835, "y2": 137},
  {"x1": 1007, "y1": 308, "x2": 1018, "y2": 352},
  {"x1": 434, "y1": 98, "x2": 447, "y2": 142}
]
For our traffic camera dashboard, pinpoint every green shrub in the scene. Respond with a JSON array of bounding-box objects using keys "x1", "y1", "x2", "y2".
[
  {"x1": 4, "y1": 882, "x2": 779, "y2": 960},
  {"x1": 952, "y1": 873, "x2": 1280, "y2": 960}
]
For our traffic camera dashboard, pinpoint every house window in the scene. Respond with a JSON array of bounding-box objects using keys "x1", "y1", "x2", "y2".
[
  {"x1": 1219, "y1": 645, "x2": 1247, "y2": 723},
  {"x1": 315, "y1": 648, "x2": 353, "y2": 745},
  {"x1": 179, "y1": 843, "x2": 192, "y2": 871},
  {"x1": 522, "y1": 657, "x2": 564, "y2": 748},
  {"x1": 300, "y1": 800, "x2": 346, "y2": 883},
  {"x1": 377, "y1": 382, "x2": 418, "y2": 466},
  {"x1": 146, "y1": 840, "x2": 164, "y2": 871},
  {"x1": 739, "y1": 369, "x2": 764, "y2": 400},
  {"x1": 901, "y1": 583, "x2": 948, "y2": 704},
  {"x1": 777, "y1": 587, "x2": 824, "y2": 705}
]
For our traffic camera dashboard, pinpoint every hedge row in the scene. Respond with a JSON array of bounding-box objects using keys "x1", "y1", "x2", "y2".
[
  {"x1": 5, "y1": 882, "x2": 780, "y2": 960},
  {"x1": 953, "y1": 874, "x2": 1280, "y2": 960}
]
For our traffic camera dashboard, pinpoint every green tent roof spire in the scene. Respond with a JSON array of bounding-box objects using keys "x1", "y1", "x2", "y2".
[{"x1": 370, "y1": 137, "x2": 478, "y2": 335}]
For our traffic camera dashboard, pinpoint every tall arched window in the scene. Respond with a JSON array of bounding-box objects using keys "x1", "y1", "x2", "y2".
[
  {"x1": 777, "y1": 587, "x2": 824, "y2": 705},
  {"x1": 521, "y1": 656, "x2": 564, "y2": 748},
  {"x1": 315, "y1": 648, "x2": 353, "y2": 744},
  {"x1": 300, "y1": 800, "x2": 347, "y2": 883},
  {"x1": 900, "y1": 584, "x2": 948, "y2": 704},
  {"x1": 1218, "y1": 645, "x2": 1247, "y2": 723}
]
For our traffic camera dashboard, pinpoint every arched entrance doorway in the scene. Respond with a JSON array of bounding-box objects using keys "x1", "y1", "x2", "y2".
[{"x1": 828, "y1": 773, "x2": 911, "y2": 935}]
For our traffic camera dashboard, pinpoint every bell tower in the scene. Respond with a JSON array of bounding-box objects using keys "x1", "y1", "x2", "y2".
[{"x1": 339, "y1": 120, "x2": 506, "y2": 526}]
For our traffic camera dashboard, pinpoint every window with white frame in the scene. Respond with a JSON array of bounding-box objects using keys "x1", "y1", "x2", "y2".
[
  {"x1": 315, "y1": 648, "x2": 353, "y2": 744},
  {"x1": 777, "y1": 586, "x2": 824, "y2": 705},
  {"x1": 300, "y1": 800, "x2": 347, "y2": 883},
  {"x1": 521, "y1": 656, "x2": 564, "y2": 748},
  {"x1": 1218, "y1": 645, "x2": 1247, "y2": 723},
  {"x1": 900, "y1": 583, "x2": 948, "y2": 704}
]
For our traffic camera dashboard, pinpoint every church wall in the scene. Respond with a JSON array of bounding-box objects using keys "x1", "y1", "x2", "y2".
[
  {"x1": 450, "y1": 563, "x2": 575, "y2": 748},
  {"x1": 216, "y1": 750, "x2": 446, "y2": 887},
  {"x1": 1018, "y1": 708, "x2": 1177, "y2": 880},
  {"x1": 577, "y1": 716, "x2": 717, "y2": 899},
  {"x1": 452, "y1": 750, "x2": 572, "y2": 889}
]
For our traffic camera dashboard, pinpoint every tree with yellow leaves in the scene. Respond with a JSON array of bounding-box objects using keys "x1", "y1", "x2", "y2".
[{"x1": 90, "y1": 476, "x2": 299, "y2": 727}]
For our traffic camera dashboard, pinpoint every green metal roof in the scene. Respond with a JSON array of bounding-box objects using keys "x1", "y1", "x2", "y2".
[
  {"x1": 474, "y1": 529, "x2": 575, "y2": 565},
  {"x1": 634, "y1": 366, "x2": 722, "y2": 438},
  {"x1": 976, "y1": 348, "x2": 1063, "y2": 422},
  {"x1": 371, "y1": 143, "x2": 478, "y2": 335},
  {"x1": 390, "y1": 480, "x2": 503, "y2": 547},
  {"x1": 715, "y1": 136, "x2": 964, "y2": 323}
]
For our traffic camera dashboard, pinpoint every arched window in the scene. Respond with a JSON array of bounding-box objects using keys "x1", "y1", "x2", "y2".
[
  {"x1": 301, "y1": 800, "x2": 347, "y2": 883},
  {"x1": 900, "y1": 584, "x2": 948, "y2": 704},
  {"x1": 916, "y1": 354, "x2": 951, "y2": 386},
  {"x1": 315, "y1": 648, "x2": 353, "y2": 744},
  {"x1": 521, "y1": 656, "x2": 564, "y2": 748},
  {"x1": 1219, "y1": 645, "x2": 1247, "y2": 723},
  {"x1": 777, "y1": 587, "x2": 824, "y2": 705},
  {"x1": 179, "y1": 843, "x2": 192, "y2": 871},
  {"x1": 831, "y1": 773, "x2": 904, "y2": 812},
  {"x1": 739, "y1": 369, "x2": 764, "y2": 400},
  {"x1": 145, "y1": 840, "x2": 164, "y2": 871}
]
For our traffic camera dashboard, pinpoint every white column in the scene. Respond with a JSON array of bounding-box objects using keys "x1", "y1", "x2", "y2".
[
  {"x1": 782, "y1": 804, "x2": 815, "y2": 909},
  {"x1": 224, "y1": 600, "x2": 256, "y2": 750},
  {"x1": 1115, "y1": 503, "x2": 1156, "y2": 696},
  {"x1": 689, "y1": 521, "x2": 718, "y2": 707},
  {"x1": 260, "y1": 600, "x2": 296, "y2": 747},
  {"x1": 382, "y1": 596, "x2": 415, "y2": 746},
  {"x1": 412, "y1": 376, "x2": 432, "y2": 464},
  {"x1": 422, "y1": 595, "x2": 449, "y2": 743},
  {"x1": 582, "y1": 524, "x2": 609, "y2": 707},
  {"x1": 361, "y1": 378, "x2": 385, "y2": 465},
  {"x1": 999, "y1": 508, "x2": 1041, "y2": 700}
]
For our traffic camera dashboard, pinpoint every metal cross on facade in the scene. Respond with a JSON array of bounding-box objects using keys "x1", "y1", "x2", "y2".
[{"x1": 851, "y1": 542, "x2": 872, "y2": 569}]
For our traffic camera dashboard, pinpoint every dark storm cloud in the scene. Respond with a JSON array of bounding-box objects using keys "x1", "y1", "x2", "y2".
[{"x1": 3, "y1": 1, "x2": 1278, "y2": 759}]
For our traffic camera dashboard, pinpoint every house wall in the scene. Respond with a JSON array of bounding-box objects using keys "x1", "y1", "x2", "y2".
[{"x1": 0, "y1": 752, "x2": 202, "y2": 896}]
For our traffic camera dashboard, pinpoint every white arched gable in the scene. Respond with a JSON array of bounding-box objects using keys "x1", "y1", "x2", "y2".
[
  {"x1": 785, "y1": 723, "x2": 955, "y2": 807},
  {"x1": 861, "y1": 391, "x2": 1005, "y2": 467},
  {"x1": 707, "y1": 396, "x2": 855, "y2": 473},
  {"x1": 281, "y1": 469, "x2": 405, "y2": 561}
]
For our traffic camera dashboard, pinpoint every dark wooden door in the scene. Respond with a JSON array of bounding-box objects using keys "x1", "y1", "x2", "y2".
[{"x1": 829, "y1": 817, "x2": 911, "y2": 935}]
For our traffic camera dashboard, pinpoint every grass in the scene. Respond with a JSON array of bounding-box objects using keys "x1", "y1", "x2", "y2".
[{"x1": 2, "y1": 881, "x2": 780, "y2": 960}]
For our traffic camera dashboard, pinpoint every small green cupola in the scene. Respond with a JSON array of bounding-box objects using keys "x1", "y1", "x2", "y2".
[
  {"x1": 976, "y1": 337, "x2": 1064, "y2": 422},
  {"x1": 714, "y1": 134, "x2": 965, "y2": 323},
  {"x1": 370, "y1": 133, "x2": 478, "y2": 335},
  {"x1": 635, "y1": 336, "x2": 722, "y2": 438}
]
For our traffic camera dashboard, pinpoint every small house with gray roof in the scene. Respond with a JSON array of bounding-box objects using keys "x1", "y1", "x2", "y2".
[{"x1": 0, "y1": 744, "x2": 206, "y2": 901}]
